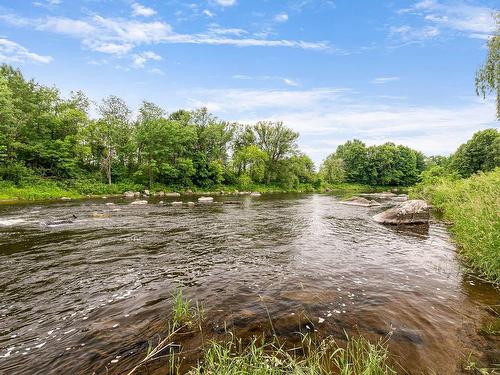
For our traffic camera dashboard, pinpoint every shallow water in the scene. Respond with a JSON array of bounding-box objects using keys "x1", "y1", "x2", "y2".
[{"x1": 0, "y1": 194, "x2": 498, "y2": 374}]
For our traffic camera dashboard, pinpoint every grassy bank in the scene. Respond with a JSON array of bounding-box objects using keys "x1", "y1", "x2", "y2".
[
  {"x1": 410, "y1": 168, "x2": 500, "y2": 284},
  {"x1": 0, "y1": 179, "x2": 395, "y2": 202}
]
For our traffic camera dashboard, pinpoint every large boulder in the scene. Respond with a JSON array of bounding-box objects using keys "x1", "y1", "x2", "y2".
[{"x1": 373, "y1": 200, "x2": 430, "y2": 225}]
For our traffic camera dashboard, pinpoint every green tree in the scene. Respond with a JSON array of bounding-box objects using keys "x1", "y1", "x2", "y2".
[
  {"x1": 320, "y1": 154, "x2": 345, "y2": 184},
  {"x1": 450, "y1": 129, "x2": 500, "y2": 177},
  {"x1": 335, "y1": 140, "x2": 368, "y2": 183},
  {"x1": 233, "y1": 145, "x2": 268, "y2": 183},
  {"x1": 98, "y1": 95, "x2": 131, "y2": 184},
  {"x1": 476, "y1": 12, "x2": 500, "y2": 119},
  {"x1": 254, "y1": 121, "x2": 299, "y2": 184}
]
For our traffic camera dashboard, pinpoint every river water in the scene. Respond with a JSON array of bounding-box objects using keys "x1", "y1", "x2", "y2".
[{"x1": 0, "y1": 194, "x2": 498, "y2": 374}]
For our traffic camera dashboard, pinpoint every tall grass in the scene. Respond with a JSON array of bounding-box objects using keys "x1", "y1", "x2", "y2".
[
  {"x1": 127, "y1": 289, "x2": 396, "y2": 375},
  {"x1": 410, "y1": 168, "x2": 500, "y2": 284},
  {"x1": 189, "y1": 334, "x2": 395, "y2": 375}
]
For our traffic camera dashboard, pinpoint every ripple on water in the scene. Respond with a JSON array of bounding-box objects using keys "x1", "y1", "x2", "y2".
[{"x1": 0, "y1": 194, "x2": 498, "y2": 374}]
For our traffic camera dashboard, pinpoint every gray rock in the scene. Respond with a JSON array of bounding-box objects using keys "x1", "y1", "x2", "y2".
[
  {"x1": 341, "y1": 197, "x2": 380, "y2": 207},
  {"x1": 373, "y1": 200, "x2": 430, "y2": 225},
  {"x1": 198, "y1": 196, "x2": 214, "y2": 203},
  {"x1": 250, "y1": 192, "x2": 261, "y2": 196},
  {"x1": 130, "y1": 200, "x2": 148, "y2": 205},
  {"x1": 171, "y1": 201, "x2": 183, "y2": 206},
  {"x1": 123, "y1": 191, "x2": 139, "y2": 198},
  {"x1": 143, "y1": 190, "x2": 150, "y2": 196}
]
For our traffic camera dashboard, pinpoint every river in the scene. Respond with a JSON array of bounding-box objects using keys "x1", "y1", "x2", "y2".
[{"x1": 0, "y1": 193, "x2": 498, "y2": 374}]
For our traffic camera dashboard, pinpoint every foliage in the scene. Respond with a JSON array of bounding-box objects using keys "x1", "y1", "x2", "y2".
[
  {"x1": 410, "y1": 168, "x2": 500, "y2": 283},
  {"x1": 475, "y1": 12, "x2": 500, "y2": 119},
  {"x1": 324, "y1": 140, "x2": 425, "y2": 186},
  {"x1": 319, "y1": 154, "x2": 346, "y2": 184},
  {"x1": 449, "y1": 129, "x2": 500, "y2": 178}
]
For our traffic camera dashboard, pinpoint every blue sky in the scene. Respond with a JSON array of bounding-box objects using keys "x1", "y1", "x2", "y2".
[{"x1": 0, "y1": 0, "x2": 498, "y2": 163}]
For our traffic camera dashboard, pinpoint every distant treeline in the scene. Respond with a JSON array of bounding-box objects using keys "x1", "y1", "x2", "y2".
[{"x1": 0, "y1": 64, "x2": 498, "y2": 191}]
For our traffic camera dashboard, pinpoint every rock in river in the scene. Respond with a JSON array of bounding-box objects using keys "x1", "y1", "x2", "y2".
[
  {"x1": 198, "y1": 196, "x2": 214, "y2": 203},
  {"x1": 123, "y1": 191, "x2": 140, "y2": 198},
  {"x1": 373, "y1": 199, "x2": 430, "y2": 225},
  {"x1": 341, "y1": 197, "x2": 380, "y2": 207},
  {"x1": 130, "y1": 200, "x2": 148, "y2": 205}
]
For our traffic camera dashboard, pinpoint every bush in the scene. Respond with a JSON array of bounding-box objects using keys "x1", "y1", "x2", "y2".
[{"x1": 411, "y1": 168, "x2": 500, "y2": 283}]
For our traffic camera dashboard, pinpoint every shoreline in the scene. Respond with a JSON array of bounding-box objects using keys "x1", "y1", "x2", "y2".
[{"x1": 0, "y1": 182, "x2": 400, "y2": 203}]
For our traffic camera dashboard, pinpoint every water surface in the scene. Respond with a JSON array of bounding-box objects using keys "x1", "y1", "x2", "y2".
[{"x1": 0, "y1": 194, "x2": 498, "y2": 374}]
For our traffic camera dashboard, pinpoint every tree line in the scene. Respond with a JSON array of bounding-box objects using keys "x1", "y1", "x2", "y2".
[{"x1": 0, "y1": 64, "x2": 498, "y2": 192}]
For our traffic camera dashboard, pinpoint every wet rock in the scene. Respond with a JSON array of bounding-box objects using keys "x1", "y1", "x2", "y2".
[
  {"x1": 359, "y1": 192, "x2": 397, "y2": 199},
  {"x1": 165, "y1": 192, "x2": 181, "y2": 197},
  {"x1": 60, "y1": 197, "x2": 72, "y2": 200},
  {"x1": 393, "y1": 194, "x2": 409, "y2": 202},
  {"x1": 198, "y1": 196, "x2": 214, "y2": 203},
  {"x1": 250, "y1": 192, "x2": 261, "y2": 197},
  {"x1": 105, "y1": 202, "x2": 115, "y2": 206},
  {"x1": 187, "y1": 201, "x2": 195, "y2": 206},
  {"x1": 130, "y1": 200, "x2": 148, "y2": 205},
  {"x1": 373, "y1": 199, "x2": 430, "y2": 225},
  {"x1": 341, "y1": 197, "x2": 380, "y2": 207},
  {"x1": 123, "y1": 191, "x2": 140, "y2": 198},
  {"x1": 171, "y1": 201, "x2": 183, "y2": 206}
]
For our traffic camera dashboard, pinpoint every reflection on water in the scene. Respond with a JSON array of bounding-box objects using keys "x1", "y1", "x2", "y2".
[{"x1": 0, "y1": 194, "x2": 498, "y2": 374}]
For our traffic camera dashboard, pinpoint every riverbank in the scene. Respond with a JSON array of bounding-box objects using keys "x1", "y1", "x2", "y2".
[
  {"x1": 410, "y1": 168, "x2": 500, "y2": 284},
  {"x1": 0, "y1": 179, "x2": 395, "y2": 202}
]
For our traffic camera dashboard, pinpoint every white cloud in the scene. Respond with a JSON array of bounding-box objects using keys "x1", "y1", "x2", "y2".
[
  {"x1": 274, "y1": 13, "x2": 289, "y2": 23},
  {"x1": 203, "y1": 10, "x2": 216, "y2": 18},
  {"x1": 0, "y1": 13, "x2": 331, "y2": 55},
  {"x1": 232, "y1": 75, "x2": 300, "y2": 87},
  {"x1": 213, "y1": 0, "x2": 237, "y2": 6},
  {"x1": 132, "y1": 50, "x2": 162, "y2": 68},
  {"x1": 389, "y1": 25, "x2": 440, "y2": 43},
  {"x1": 182, "y1": 87, "x2": 497, "y2": 161},
  {"x1": 396, "y1": 1, "x2": 496, "y2": 40},
  {"x1": 149, "y1": 67, "x2": 165, "y2": 75},
  {"x1": 0, "y1": 38, "x2": 53, "y2": 64},
  {"x1": 371, "y1": 76, "x2": 400, "y2": 84},
  {"x1": 131, "y1": 3, "x2": 157, "y2": 17}
]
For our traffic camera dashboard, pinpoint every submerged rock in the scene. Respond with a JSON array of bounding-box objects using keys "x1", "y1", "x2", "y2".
[
  {"x1": 373, "y1": 199, "x2": 430, "y2": 225},
  {"x1": 341, "y1": 197, "x2": 380, "y2": 207},
  {"x1": 165, "y1": 192, "x2": 181, "y2": 197},
  {"x1": 130, "y1": 200, "x2": 148, "y2": 205},
  {"x1": 198, "y1": 196, "x2": 214, "y2": 203}
]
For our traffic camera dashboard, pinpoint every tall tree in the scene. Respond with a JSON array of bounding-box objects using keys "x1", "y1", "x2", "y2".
[
  {"x1": 98, "y1": 95, "x2": 131, "y2": 184},
  {"x1": 254, "y1": 121, "x2": 298, "y2": 184},
  {"x1": 476, "y1": 12, "x2": 500, "y2": 119}
]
